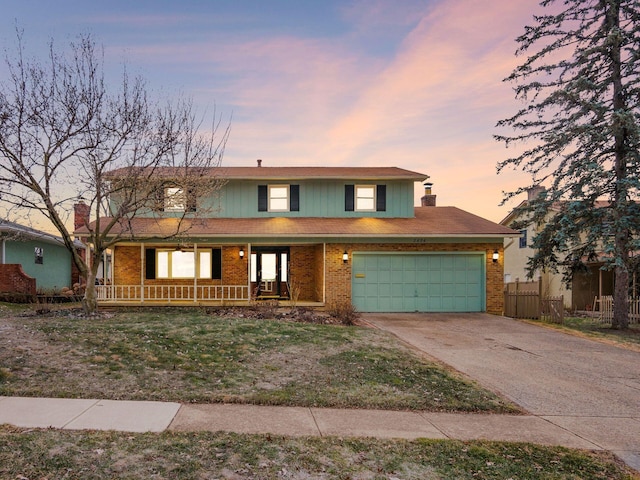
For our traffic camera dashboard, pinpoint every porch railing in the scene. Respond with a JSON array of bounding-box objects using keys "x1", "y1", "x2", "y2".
[
  {"x1": 597, "y1": 296, "x2": 640, "y2": 324},
  {"x1": 95, "y1": 284, "x2": 250, "y2": 303}
]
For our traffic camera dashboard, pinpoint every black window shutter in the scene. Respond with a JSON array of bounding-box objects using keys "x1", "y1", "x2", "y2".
[
  {"x1": 376, "y1": 185, "x2": 386, "y2": 211},
  {"x1": 345, "y1": 185, "x2": 354, "y2": 211},
  {"x1": 290, "y1": 185, "x2": 299, "y2": 211},
  {"x1": 154, "y1": 188, "x2": 165, "y2": 212},
  {"x1": 145, "y1": 249, "x2": 156, "y2": 279},
  {"x1": 212, "y1": 249, "x2": 222, "y2": 279},
  {"x1": 258, "y1": 185, "x2": 268, "y2": 212},
  {"x1": 186, "y1": 188, "x2": 196, "y2": 212}
]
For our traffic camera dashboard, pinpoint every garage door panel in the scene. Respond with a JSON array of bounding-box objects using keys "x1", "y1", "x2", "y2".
[{"x1": 352, "y1": 253, "x2": 484, "y2": 313}]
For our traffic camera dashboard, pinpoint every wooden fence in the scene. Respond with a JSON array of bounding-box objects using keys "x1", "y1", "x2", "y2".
[
  {"x1": 504, "y1": 280, "x2": 564, "y2": 324},
  {"x1": 597, "y1": 296, "x2": 640, "y2": 324}
]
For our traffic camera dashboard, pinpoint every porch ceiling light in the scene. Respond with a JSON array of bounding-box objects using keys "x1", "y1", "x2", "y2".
[
  {"x1": 239, "y1": 247, "x2": 245, "y2": 259},
  {"x1": 343, "y1": 251, "x2": 349, "y2": 263},
  {"x1": 492, "y1": 250, "x2": 499, "y2": 263}
]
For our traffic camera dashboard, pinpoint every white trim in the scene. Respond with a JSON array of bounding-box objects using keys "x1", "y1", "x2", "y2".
[{"x1": 268, "y1": 184, "x2": 290, "y2": 212}]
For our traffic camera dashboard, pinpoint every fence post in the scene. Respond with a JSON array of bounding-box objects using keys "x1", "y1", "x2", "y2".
[
  {"x1": 515, "y1": 279, "x2": 519, "y2": 318},
  {"x1": 538, "y1": 276, "x2": 543, "y2": 320}
]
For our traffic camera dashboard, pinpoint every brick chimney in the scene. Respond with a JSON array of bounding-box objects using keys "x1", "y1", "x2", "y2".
[
  {"x1": 257, "y1": 159, "x2": 262, "y2": 167},
  {"x1": 527, "y1": 185, "x2": 546, "y2": 201},
  {"x1": 421, "y1": 182, "x2": 436, "y2": 207},
  {"x1": 74, "y1": 202, "x2": 90, "y2": 232}
]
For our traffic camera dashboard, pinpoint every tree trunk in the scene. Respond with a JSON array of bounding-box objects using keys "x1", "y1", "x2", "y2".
[
  {"x1": 609, "y1": 0, "x2": 630, "y2": 330},
  {"x1": 613, "y1": 260, "x2": 630, "y2": 330},
  {"x1": 82, "y1": 264, "x2": 99, "y2": 316}
]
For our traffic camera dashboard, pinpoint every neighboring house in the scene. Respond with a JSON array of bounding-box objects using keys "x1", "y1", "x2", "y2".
[
  {"x1": 0, "y1": 219, "x2": 84, "y2": 294},
  {"x1": 78, "y1": 164, "x2": 518, "y2": 314},
  {"x1": 500, "y1": 187, "x2": 621, "y2": 311}
]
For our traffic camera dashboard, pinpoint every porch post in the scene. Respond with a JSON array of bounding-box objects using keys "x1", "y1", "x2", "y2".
[
  {"x1": 323, "y1": 242, "x2": 326, "y2": 304},
  {"x1": 247, "y1": 243, "x2": 252, "y2": 302},
  {"x1": 193, "y1": 243, "x2": 198, "y2": 303},
  {"x1": 140, "y1": 243, "x2": 145, "y2": 303}
]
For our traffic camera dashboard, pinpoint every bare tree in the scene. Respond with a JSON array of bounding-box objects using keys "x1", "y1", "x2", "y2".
[{"x1": 0, "y1": 32, "x2": 229, "y2": 314}]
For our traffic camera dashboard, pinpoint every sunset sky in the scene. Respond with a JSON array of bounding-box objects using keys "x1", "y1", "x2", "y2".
[{"x1": 0, "y1": 0, "x2": 546, "y2": 224}]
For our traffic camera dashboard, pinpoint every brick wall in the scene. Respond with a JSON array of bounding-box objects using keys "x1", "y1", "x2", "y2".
[
  {"x1": 114, "y1": 245, "x2": 246, "y2": 287},
  {"x1": 110, "y1": 242, "x2": 504, "y2": 313},
  {"x1": 0, "y1": 264, "x2": 36, "y2": 296},
  {"x1": 325, "y1": 243, "x2": 504, "y2": 315},
  {"x1": 222, "y1": 246, "x2": 247, "y2": 286},
  {"x1": 289, "y1": 245, "x2": 319, "y2": 301}
]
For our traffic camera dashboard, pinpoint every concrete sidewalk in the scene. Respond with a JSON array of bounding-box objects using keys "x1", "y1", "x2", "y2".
[{"x1": 0, "y1": 396, "x2": 625, "y2": 453}]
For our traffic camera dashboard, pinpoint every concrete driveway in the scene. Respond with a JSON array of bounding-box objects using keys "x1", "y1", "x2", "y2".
[{"x1": 364, "y1": 313, "x2": 640, "y2": 469}]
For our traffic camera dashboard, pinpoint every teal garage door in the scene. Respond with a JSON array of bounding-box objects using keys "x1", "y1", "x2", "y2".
[{"x1": 352, "y1": 253, "x2": 485, "y2": 312}]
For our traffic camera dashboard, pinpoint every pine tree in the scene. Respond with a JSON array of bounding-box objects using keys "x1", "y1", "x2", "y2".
[{"x1": 496, "y1": 0, "x2": 640, "y2": 329}]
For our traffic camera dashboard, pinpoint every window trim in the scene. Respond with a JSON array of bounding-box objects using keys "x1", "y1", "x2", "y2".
[
  {"x1": 355, "y1": 185, "x2": 376, "y2": 212},
  {"x1": 519, "y1": 229, "x2": 527, "y2": 248},
  {"x1": 268, "y1": 185, "x2": 290, "y2": 212},
  {"x1": 164, "y1": 187, "x2": 187, "y2": 212},
  {"x1": 34, "y1": 246, "x2": 44, "y2": 264},
  {"x1": 155, "y1": 248, "x2": 213, "y2": 279}
]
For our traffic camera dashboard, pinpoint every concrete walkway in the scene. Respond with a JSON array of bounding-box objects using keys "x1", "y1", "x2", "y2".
[
  {"x1": 0, "y1": 396, "x2": 609, "y2": 449},
  {"x1": 365, "y1": 313, "x2": 640, "y2": 472}
]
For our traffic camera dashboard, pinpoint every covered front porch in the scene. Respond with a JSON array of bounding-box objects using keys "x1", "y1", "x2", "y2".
[{"x1": 97, "y1": 242, "x2": 330, "y2": 306}]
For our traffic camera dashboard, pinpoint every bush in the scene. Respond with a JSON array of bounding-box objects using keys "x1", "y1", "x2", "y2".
[{"x1": 327, "y1": 300, "x2": 360, "y2": 326}]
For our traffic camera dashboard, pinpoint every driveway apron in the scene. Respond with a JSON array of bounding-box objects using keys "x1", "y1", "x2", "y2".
[{"x1": 364, "y1": 313, "x2": 640, "y2": 469}]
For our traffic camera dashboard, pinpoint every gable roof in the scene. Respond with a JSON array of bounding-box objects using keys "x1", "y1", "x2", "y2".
[
  {"x1": 78, "y1": 207, "x2": 518, "y2": 240},
  {"x1": 105, "y1": 166, "x2": 428, "y2": 182}
]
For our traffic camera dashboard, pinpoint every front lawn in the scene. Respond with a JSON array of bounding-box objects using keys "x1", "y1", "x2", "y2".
[{"x1": 0, "y1": 307, "x2": 516, "y2": 412}]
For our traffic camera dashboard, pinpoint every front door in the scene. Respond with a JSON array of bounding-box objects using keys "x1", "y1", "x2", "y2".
[{"x1": 251, "y1": 248, "x2": 289, "y2": 299}]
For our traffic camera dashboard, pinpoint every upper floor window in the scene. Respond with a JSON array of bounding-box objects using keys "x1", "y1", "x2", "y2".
[
  {"x1": 258, "y1": 184, "x2": 299, "y2": 212},
  {"x1": 165, "y1": 187, "x2": 187, "y2": 212},
  {"x1": 519, "y1": 229, "x2": 527, "y2": 248},
  {"x1": 269, "y1": 185, "x2": 289, "y2": 211},
  {"x1": 345, "y1": 184, "x2": 386, "y2": 212},
  {"x1": 156, "y1": 185, "x2": 196, "y2": 212},
  {"x1": 355, "y1": 185, "x2": 376, "y2": 211}
]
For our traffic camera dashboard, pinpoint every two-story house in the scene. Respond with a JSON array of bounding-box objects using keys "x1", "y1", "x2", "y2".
[
  {"x1": 500, "y1": 186, "x2": 620, "y2": 311},
  {"x1": 81, "y1": 164, "x2": 517, "y2": 313}
]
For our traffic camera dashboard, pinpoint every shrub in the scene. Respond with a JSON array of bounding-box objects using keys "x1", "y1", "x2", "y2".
[{"x1": 327, "y1": 300, "x2": 360, "y2": 326}]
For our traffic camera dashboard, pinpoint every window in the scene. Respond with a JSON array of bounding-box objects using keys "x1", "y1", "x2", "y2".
[
  {"x1": 355, "y1": 185, "x2": 376, "y2": 211},
  {"x1": 156, "y1": 249, "x2": 213, "y2": 279},
  {"x1": 519, "y1": 229, "x2": 527, "y2": 248},
  {"x1": 34, "y1": 247, "x2": 43, "y2": 264},
  {"x1": 155, "y1": 185, "x2": 196, "y2": 212},
  {"x1": 269, "y1": 185, "x2": 289, "y2": 211},
  {"x1": 258, "y1": 185, "x2": 299, "y2": 212},
  {"x1": 345, "y1": 185, "x2": 386, "y2": 212},
  {"x1": 164, "y1": 187, "x2": 187, "y2": 212}
]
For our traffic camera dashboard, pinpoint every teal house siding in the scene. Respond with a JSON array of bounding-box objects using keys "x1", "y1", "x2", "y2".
[
  {"x1": 4, "y1": 238, "x2": 73, "y2": 291},
  {"x1": 211, "y1": 179, "x2": 416, "y2": 218}
]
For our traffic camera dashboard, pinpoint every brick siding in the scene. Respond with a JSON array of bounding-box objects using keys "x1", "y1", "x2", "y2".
[{"x1": 111, "y1": 242, "x2": 504, "y2": 313}]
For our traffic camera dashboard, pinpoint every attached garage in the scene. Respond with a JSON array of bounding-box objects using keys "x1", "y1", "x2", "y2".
[{"x1": 352, "y1": 252, "x2": 485, "y2": 313}]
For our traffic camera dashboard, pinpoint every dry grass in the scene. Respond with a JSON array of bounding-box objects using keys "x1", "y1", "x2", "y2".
[{"x1": 0, "y1": 306, "x2": 516, "y2": 412}]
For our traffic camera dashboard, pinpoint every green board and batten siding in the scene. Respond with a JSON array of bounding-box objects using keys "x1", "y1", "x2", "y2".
[
  {"x1": 352, "y1": 252, "x2": 485, "y2": 312},
  {"x1": 212, "y1": 180, "x2": 416, "y2": 218}
]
